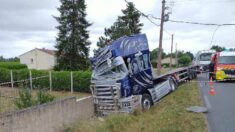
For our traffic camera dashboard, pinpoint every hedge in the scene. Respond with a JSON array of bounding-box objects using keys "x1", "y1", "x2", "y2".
[
  {"x1": 0, "y1": 62, "x2": 27, "y2": 70},
  {"x1": 0, "y1": 68, "x2": 91, "y2": 93}
]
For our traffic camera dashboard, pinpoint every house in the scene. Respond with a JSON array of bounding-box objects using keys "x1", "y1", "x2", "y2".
[{"x1": 19, "y1": 48, "x2": 56, "y2": 70}]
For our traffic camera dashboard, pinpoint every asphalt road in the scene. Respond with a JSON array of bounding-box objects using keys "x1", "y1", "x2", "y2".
[{"x1": 198, "y1": 73, "x2": 235, "y2": 132}]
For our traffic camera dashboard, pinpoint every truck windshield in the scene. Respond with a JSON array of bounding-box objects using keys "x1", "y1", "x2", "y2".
[
  {"x1": 92, "y1": 57, "x2": 128, "y2": 80},
  {"x1": 200, "y1": 53, "x2": 212, "y2": 61},
  {"x1": 218, "y1": 56, "x2": 235, "y2": 64}
]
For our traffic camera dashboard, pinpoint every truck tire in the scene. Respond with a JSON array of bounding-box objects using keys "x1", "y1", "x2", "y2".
[
  {"x1": 141, "y1": 94, "x2": 153, "y2": 110},
  {"x1": 193, "y1": 72, "x2": 197, "y2": 79}
]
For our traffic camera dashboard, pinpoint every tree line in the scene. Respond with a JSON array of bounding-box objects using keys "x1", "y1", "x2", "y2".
[
  {"x1": 54, "y1": 0, "x2": 234, "y2": 71},
  {"x1": 54, "y1": 0, "x2": 142, "y2": 71}
]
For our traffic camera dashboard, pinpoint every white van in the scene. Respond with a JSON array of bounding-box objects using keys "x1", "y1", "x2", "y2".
[{"x1": 193, "y1": 50, "x2": 216, "y2": 71}]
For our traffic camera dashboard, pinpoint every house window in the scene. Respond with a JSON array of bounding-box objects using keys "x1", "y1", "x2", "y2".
[{"x1": 31, "y1": 58, "x2": 33, "y2": 64}]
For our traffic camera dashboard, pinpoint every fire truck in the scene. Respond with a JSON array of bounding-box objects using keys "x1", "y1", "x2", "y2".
[
  {"x1": 90, "y1": 34, "x2": 198, "y2": 115},
  {"x1": 210, "y1": 51, "x2": 235, "y2": 81}
]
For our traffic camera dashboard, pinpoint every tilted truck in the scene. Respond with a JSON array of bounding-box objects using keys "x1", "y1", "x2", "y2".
[{"x1": 90, "y1": 34, "x2": 198, "y2": 115}]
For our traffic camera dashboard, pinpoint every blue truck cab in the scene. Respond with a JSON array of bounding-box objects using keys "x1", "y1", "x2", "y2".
[{"x1": 90, "y1": 34, "x2": 191, "y2": 115}]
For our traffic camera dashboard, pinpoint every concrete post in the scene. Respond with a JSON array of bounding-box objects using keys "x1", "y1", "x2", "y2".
[
  {"x1": 71, "y1": 72, "x2": 73, "y2": 93},
  {"x1": 49, "y1": 71, "x2": 52, "y2": 92},
  {"x1": 29, "y1": 70, "x2": 33, "y2": 90},
  {"x1": 10, "y1": 70, "x2": 14, "y2": 88}
]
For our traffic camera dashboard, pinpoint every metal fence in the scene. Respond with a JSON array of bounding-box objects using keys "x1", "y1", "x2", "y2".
[
  {"x1": 0, "y1": 70, "x2": 90, "y2": 114},
  {"x1": 0, "y1": 70, "x2": 78, "y2": 93}
]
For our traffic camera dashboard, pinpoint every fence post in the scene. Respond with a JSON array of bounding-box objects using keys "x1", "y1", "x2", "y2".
[
  {"x1": 49, "y1": 71, "x2": 52, "y2": 92},
  {"x1": 10, "y1": 70, "x2": 14, "y2": 88},
  {"x1": 71, "y1": 71, "x2": 73, "y2": 93},
  {"x1": 29, "y1": 70, "x2": 32, "y2": 90}
]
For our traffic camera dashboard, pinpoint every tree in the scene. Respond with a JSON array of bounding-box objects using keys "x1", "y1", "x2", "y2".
[
  {"x1": 54, "y1": 0, "x2": 91, "y2": 71},
  {"x1": 120, "y1": 2, "x2": 143, "y2": 35},
  {"x1": 185, "y1": 51, "x2": 194, "y2": 61},
  {"x1": 95, "y1": 2, "x2": 143, "y2": 51},
  {"x1": 150, "y1": 48, "x2": 166, "y2": 61},
  {"x1": 178, "y1": 55, "x2": 191, "y2": 66},
  {"x1": 0, "y1": 56, "x2": 19, "y2": 62},
  {"x1": 210, "y1": 45, "x2": 225, "y2": 52}
]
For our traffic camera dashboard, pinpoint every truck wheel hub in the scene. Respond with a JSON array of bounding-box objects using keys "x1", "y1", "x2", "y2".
[{"x1": 143, "y1": 99, "x2": 151, "y2": 109}]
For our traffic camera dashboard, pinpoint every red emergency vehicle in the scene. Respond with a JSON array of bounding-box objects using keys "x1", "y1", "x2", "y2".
[{"x1": 210, "y1": 51, "x2": 235, "y2": 81}]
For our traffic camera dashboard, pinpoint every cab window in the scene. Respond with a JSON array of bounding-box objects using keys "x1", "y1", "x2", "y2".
[{"x1": 131, "y1": 53, "x2": 150, "y2": 74}]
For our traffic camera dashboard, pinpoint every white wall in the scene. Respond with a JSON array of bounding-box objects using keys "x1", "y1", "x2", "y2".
[{"x1": 20, "y1": 49, "x2": 56, "y2": 70}]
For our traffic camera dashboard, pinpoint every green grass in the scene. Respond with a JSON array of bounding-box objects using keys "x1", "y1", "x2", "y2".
[
  {"x1": 65, "y1": 81, "x2": 207, "y2": 132},
  {"x1": 0, "y1": 62, "x2": 27, "y2": 70}
]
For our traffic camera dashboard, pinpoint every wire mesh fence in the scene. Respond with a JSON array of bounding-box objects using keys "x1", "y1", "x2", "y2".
[{"x1": 0, "y1": 70, "x2": 91, "y2": 114}]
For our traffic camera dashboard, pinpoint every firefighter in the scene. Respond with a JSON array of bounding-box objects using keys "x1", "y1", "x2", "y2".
[{"x1": 209, "y1": 54, "x2": 216, "y2": 80}]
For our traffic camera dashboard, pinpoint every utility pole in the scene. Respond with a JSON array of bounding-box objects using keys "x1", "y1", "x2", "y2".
[
  {"x1": 170, "y1": 34, "x2": 174, "y2": 70},
  {"x1": 175, "y1": 43, "x2": 178, "y2": 67},
  {"x1": 157, "y1": 0, "x2": 166, "y2": 76}
]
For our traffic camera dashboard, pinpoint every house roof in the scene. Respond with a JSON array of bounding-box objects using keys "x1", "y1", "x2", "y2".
[
  {"x1": 19, "y1": 48, "x2": 56, "y2": 57},
  {"x1": 38, "y1": 48, "x2": 56, "y2": 56}
]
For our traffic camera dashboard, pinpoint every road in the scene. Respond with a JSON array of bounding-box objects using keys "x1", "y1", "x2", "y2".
[{"x1": 198, "y1": 73, "x2": 235, "y2": 132}]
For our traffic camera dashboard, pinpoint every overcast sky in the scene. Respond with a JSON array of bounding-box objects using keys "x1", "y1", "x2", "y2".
[{"x1": 0, "y1": 0, "x2": 235, "y2": 58}]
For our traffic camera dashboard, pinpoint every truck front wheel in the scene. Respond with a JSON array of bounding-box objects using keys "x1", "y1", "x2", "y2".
[{"x1": 141, "y1": 94, "x2": 153, "y2": 110}]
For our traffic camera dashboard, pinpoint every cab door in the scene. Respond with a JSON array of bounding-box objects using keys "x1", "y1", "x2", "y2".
[{"x1": 128, "y1": 52, "x2": 154, "y2": 95}]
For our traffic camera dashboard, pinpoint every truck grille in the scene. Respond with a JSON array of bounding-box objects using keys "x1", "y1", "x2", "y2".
[
  {"x1": 224, "y1": 69, "x2": 235, "y2": 75},
  {"x1": 90, "y1": 84, "x2": 121, "y2": 114}
]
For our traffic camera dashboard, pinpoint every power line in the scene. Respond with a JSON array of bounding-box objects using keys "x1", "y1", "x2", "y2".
[
  {"x1": 210, "y1": 25, "x2": 221, "y2": 45},
  {"x1": 149, "y1": 15, "x2": 235, "y2": 26},
  {"x1": 124, "y1": 0, "x2": 172, "y2": 36},
  {"x1": 124, "y1": 0, "x2": 235, "y2": 28},
  {"x1": 124, "y1": 0, "x2": 160, "y2": 26}
]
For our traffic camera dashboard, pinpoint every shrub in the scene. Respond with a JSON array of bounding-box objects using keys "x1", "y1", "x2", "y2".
[
  {"x1": 0, "y1": 62, "x2": 27, "y2": 70},
  {"x1": 0, "y1": 68, "x2": 11, "y2": 83},
  {"x1": 178, "y1": 55, "x2": 191, "y2": 66},
  {"x1": 151, "y1": 61, "x2": 157, "y2": 68},
  {"x1": 0, "y1": 68, "x2": 92, "y2": 92},
  {"x1": 14, "y1": 88, "x2": 34, "y2": 109},
  {"x1": 14, "y1": 88, "x2": 55, "y2": 109},
  {"x1": 36, "y1": 89, "x2": 55, "y2": 105},
  {"x1": 162, "y1": 63, "x2": 170, "y2": 68}
]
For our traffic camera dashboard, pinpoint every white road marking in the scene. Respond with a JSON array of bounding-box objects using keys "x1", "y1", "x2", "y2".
[
  {"x1": 204, "y1": 95, "x2": 212, "y2": 109},
  {"x1": 76, "y1": 96, "x2": 92, "y2": 102}
]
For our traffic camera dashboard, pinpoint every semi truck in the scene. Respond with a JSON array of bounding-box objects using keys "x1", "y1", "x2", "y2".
[
  {"x1": 209, "y1": 51, "x2": 235, "y2": 81},
  {"x1": 193, "y1": 50, "x2": 215, "y2": 71},
  {"x1": 90, "y1": 34, "x2": 198, "y2": 115}
]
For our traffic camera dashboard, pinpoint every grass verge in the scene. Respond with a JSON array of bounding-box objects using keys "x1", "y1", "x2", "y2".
[{"x1": 65, "y1": 81, "x2": 207, "y2": 132}]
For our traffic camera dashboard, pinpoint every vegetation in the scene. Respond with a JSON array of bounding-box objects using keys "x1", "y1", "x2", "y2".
[
  {"x1": 0, "y1": 62, "x2": 27, "y2": 70},
  {"x1": 14, "y1": 88, "x2": 55, "y2": 109},
  {"x1": 210, "y1": 45, "x2": 225, "y2": 52},
  {"x1": 0, "y1": 56, "x2": 19, "y2": 62},
  {"x1": 0, "y1": 87, "x2": 90, "y2": 113},
  {"x1": 65, "y1": 82, "x2": 207, "y2": 132},
  {"x1": 36, "y1": 90, "x2": 55, "y2": 105},
  {"x1": 150, "y1": 48, "x2": 194, "y2": 68},
  {"x1": 0, "y1": 68, "x2": 91, "y2": 92},
  {"x1": 150, "y1": 48, "x2": 166, "y2": 62},
  {"x1": 95, "y1": 2, "x2": 143, "y2": 53},
  {"x1": 14, "y1": 88, "x2": 34, "y2": 109},
  {"x1": 178, "y1": 55, "x2": 191, "y2": 66},
  {"x1": 55, "y1": 0, "x2": 91, "y2": 71}
]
